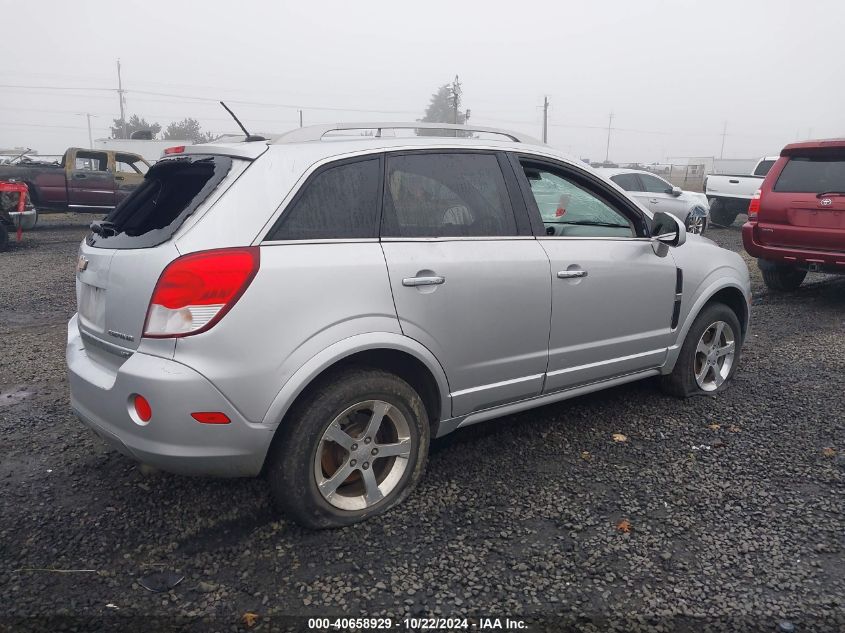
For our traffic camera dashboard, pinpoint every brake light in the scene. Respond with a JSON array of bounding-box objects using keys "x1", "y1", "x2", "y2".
[
  {"x1": 748, "y1": 189, "x2": 761, "y2": 220},
  {"x1": 143, "y1": 247, "x2": 260, "y2": 338},
  {"x1": 163, "y1": 146, "x2": 185, "y2": 155}
]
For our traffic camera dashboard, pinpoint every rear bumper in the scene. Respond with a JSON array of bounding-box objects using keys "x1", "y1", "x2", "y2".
[
  {"x1": 6, "y1": 208, "x2": 36, "y2": 221},
  {"x1": 66, "y1": 314, "x2": 274, "y2": 477},
  {"x1": 742, "y1": 222, "x2": 845, "y2": 272}
]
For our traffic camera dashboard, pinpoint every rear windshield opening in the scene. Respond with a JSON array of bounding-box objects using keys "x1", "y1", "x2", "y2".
[
  {"x1": 87, "y1": 155, "x2": 232, "y2": 249},
  {"x1": 774, "y1": 153, "x2": 845, "y2": 193}
]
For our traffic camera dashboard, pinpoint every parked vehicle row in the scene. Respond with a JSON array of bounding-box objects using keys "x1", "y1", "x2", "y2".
[
  {"x1": 742, "y1": 138, "x2": 845, "y2": 290},
  {"x1": 67, "y1": 123, "x2": 751, "y2": 528}
]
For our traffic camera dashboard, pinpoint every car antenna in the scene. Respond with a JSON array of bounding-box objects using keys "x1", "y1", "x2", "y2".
[{"x1": 219, "y1": 101, "x2": 266, "y2": 142}]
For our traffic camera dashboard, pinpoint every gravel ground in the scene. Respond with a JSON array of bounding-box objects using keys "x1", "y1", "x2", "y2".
[{"x1": 0, "y1": 214, "x2": 843, "y2": 633}]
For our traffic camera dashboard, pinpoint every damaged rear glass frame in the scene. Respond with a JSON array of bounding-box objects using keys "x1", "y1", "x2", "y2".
[{"x1": 86, "y1": 154, "x2": 233, "y2": 250}]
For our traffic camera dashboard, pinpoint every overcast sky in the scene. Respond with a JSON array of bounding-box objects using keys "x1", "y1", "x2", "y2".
[{"x1": 2, "y1": 0, "x2": 842, "y2": 163}]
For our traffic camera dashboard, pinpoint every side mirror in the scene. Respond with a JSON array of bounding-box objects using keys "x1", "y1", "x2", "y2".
[
  {"x1": 651, "y1": 211, "x2": 686, "y2": 247},
  {"x1": 670, "y1": 186, "x2": 683, "y2": 197}
]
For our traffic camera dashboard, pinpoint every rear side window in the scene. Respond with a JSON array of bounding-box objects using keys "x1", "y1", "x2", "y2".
[
  {"x1": 774, "y1": 154, "x2": 845, "y2": 193},
  {"x1": 266, "y1": 158, "x2": 381, "y2": 241},
  {"x1": 87, "y1": 155, "x2": 232, "y2": 249},
  {"x1": 382, "y1": 153, "x2": 517, "y2": 238},
  {"x1": 638, "y1": 173, "x2": 672, "y2": 194},
  {"x1": 610, "y1": 173, "x2": 641, "y2": 192}
]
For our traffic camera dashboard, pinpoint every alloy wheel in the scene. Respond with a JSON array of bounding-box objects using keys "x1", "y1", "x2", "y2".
[
  {"x1": 687, "y1": 215, "x2": 706, "y2": 234},
  {"x1": 314, "y1": 400, "x2": 412, "y2": 511},
  {"x1": 694, "y1": 320, "x2": 736, "y2": 391}
]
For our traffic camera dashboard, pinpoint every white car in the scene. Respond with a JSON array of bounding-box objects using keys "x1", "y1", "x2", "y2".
[{"x1": 597, "y1": 168, "x2": 710, "y2": 234}]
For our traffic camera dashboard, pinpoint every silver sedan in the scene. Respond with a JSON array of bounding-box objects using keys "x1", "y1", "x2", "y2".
[{"x1": 597, "y1": 168, "x2": 710, "y2": 234}]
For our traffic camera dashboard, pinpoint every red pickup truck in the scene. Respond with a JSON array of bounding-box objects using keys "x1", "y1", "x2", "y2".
[
  {"x1": 0, "y1": 147, "x2": 150, "y2": 227},
  {"x1": 742, "y1": 138, "x2": 845, "y2": 290}
]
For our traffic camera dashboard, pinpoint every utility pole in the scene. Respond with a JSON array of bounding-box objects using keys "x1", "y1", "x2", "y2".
[
  {"x1": 604, "y1": 112, "x2": 614, "y2": 163},
  {"x1": 117, "y1": 59, "x2": 127, "y2": 139},
  {"x1": 542, "y1": 96, "x2": 549, "y2": 144},
  {"x1": 720, "y1": 121, "x2": 727, "y2": 159},
  {"x1": 86, "y1": 113, "x2": 93, "y2": 148},
  {"x1": 453, "y1": 74, "x2": 460, "y2": 125},
  {"x1": 299, "y1": 110, "x2": 303, "y2": 128}
]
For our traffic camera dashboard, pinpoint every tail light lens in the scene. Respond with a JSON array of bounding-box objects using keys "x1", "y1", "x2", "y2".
[
  {"x1": 748, "y1": 189, "x2": 761, "y2": 220},
  {"x1": 163, "y1": 145, "x2": 185, "y2": 155},
  {"x1": 143, "y1": 247, "x2": 260, "y2": 338}
]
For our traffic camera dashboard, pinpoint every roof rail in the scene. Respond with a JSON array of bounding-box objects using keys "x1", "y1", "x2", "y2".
[{"x1": 272, "y1": 122, "x2": 543, "y2": 145}]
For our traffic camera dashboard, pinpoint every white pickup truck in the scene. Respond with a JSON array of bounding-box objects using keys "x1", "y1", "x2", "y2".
[{"x1": 704, "y1": 156, "x2": 777, "y2": 226}]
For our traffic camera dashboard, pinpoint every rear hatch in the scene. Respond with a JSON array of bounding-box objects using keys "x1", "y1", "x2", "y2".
[
  {"x1": 75, "y1": 154, "x2": 240, "y2": 367},
  {"x1": 757, "y1": 149, "x2": 845, "y2": 251}
]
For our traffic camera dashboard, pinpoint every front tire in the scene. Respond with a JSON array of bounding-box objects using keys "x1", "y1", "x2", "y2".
[
  {"x1": 759, "y1": 260, "x2": 806, "y2": 291},
  {"x1": 266, "y1": 367, "x2": 429, "y2": 529},
  {"x1": 661, "y1": 303, "x2": 742, "y2": 398}
]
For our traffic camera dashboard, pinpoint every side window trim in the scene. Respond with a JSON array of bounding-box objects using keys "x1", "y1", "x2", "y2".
[
  {"x1": 262, "y1": 153, "x2": 385, "y2": 242},
  {"x1": 379, "y1": 149, "x2": 526, "y2": 239},
  {"x1": 511, "y1": 153, "x2": 650, "y2": 238}
]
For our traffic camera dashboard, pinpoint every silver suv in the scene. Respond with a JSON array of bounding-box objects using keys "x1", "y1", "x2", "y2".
[{"x1": 67, "y1": 123, "x2": 751, "y2": 528}]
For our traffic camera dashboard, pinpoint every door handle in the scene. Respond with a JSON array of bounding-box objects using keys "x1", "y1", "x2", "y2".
[
  {"x1": 557, "y1": 270, "x2": 588, "y2": 279},
  {"x1": 402, "y1": 276, "x2": 445, "y2": 287},
  {"x1": 73, "y1": 173, "x2": 87, "y2": 179},
  {"x1": 649, "y1": 198, "x2": 659, "y2": 204},
  {"x1": 114, "y1": 175, "x2": 124, "y2": 181}
]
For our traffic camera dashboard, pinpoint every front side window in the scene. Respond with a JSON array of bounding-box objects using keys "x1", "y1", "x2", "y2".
[
  {"x1": 610, "y1": 173, "x2": 642, "y2": 192},
  {"x1": 115, "y1": 154, "x2": 148, "y2": 175},
  {"x1": 773, "y1": 154, "x2": 845, "y2": 193},
  {"x1": 523, "y1": 165, "x2": 635, "y2": 238},
  {"x1": 638, "y1": 173, "x2": 672, "y2": 194},
  {"x1": 382, "y1": 153, "x2": 517, "y2": 238},
  {"x1": 266, "y1": 158, "x2": 381, "y2": 241}
]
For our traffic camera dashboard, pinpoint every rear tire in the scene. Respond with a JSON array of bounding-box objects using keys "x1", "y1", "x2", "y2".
[
  {"x1": 708, "y1": 198, "x2": 739, "y2": 227},
  {"x1": 759, "y1": 260, "x2": 806, "y2": 291},
  {"x1": 661, "y1": 303, "x2": 742, "y2": 398},
  {"x1": 266, "y1": 367, "x2": 429, "y2": 529}
]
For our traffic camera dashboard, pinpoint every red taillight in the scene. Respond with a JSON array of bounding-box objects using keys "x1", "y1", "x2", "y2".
[
  {"x1": 143, "y1": 247, "x2": 260, "y2": 338},
  {"x1": 133, "y1": 394, "x2": 152, "y2": 422},
  {"x1": 163, "y1": 146, "x2": 185, "y2": 155},
  {"x1": 191, "y1": 412, "x2": 231, "y2": 424},
  {"x1": 748, "y1": 189, "x2": 761, "y2": 220}
]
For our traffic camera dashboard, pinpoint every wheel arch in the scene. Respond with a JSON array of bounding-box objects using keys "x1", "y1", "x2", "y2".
[
  {"x1": 259, "y1": 333, "x2": 451, "y2": 469},
  {"x1": 665, "y1": 280, "x2": 750, "y2": 372}
]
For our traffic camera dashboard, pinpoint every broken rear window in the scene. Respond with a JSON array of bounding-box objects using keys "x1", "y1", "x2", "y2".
[{"x1": 87, "y1": 155, "x2": 232, "y2": 249}]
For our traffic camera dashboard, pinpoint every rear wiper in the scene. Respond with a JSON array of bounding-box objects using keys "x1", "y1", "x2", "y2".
[
  {"x1": 90, "y1": 220, "x2": 119, "y2": 237},
  {"x1": 816, "y1": 191, "x2": 845, "y2": 198}
]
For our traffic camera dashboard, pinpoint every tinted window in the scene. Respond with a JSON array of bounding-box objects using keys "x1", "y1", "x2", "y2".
[
  {"x1": 524, "y1": 166, "x2": 635, "y2": 238},
  {"x1": 383, "y1": 153, "x2": 517, "y2": 238},
  {"x1": 638, "y1": 173, "x2": 672, "y2": 194},
  {"x1": 753, "y1": 159, "x2": 776, "y2": 176},
  {"x1": 267, "y1": 158, "x2": 381, "y2": 241},
  {"x1": 88, "y1": 155, "x2": 232, "y2": 249},
  {"x1": 610, "y1": 173, "x2": 642, "y2": 192},
  {"x1": 773, "y1": 154, "x2": 845, "y2": 193}
]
